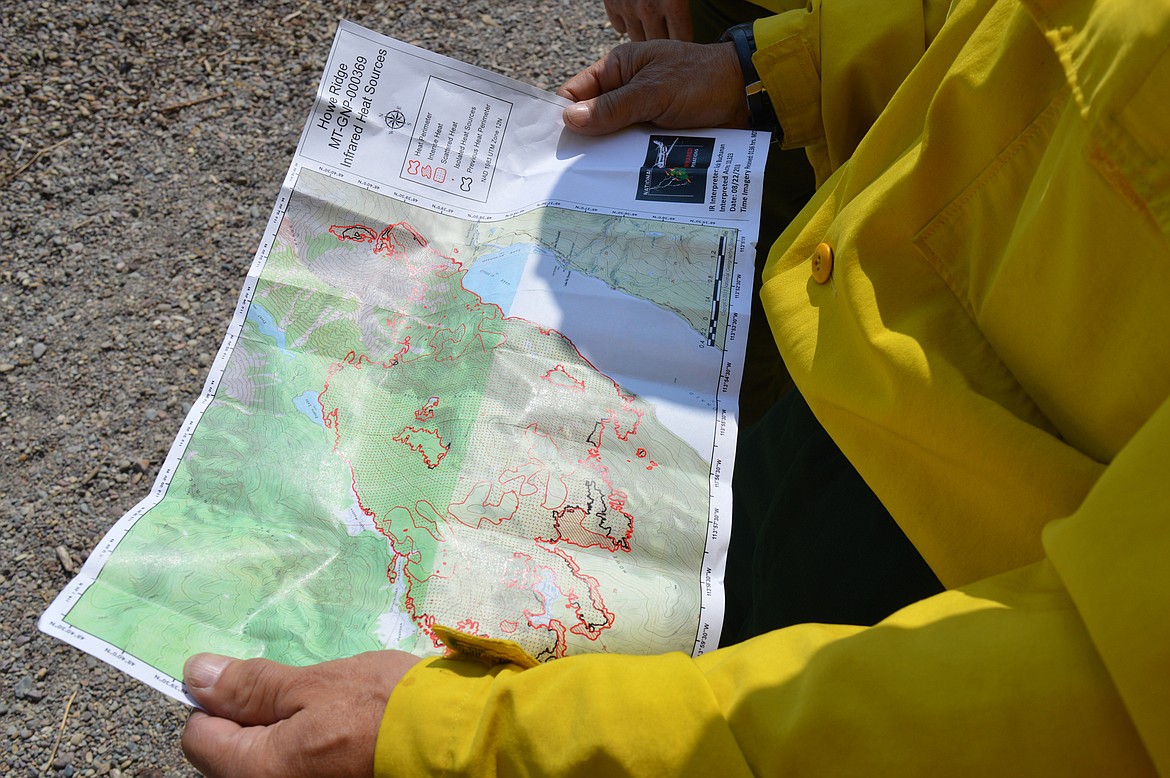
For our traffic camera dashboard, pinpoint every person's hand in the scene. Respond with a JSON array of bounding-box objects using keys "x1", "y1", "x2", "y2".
[
  {"x1": 181, "y1": 650, "x2": 422, "y2": 778},
  {"x1": 557, "y1": 40, "x2": 749, "y2": 136},
  {"x1": 603, "y1": 0, "x2": 694, "y2": 41}
]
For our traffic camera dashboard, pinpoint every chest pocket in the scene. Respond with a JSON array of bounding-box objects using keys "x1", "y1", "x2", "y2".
[
  {"x1": 913, "y1": 83, "x2": 1170, "y2": 462},
  {"x1": 913, "y1": 93, "x2": 1066, "y2": 326}
]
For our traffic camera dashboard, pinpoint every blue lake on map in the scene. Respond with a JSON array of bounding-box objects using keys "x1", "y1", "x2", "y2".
[
  {"x1": 293, "y1": 390, "x2": 325, "y2": 426},
  {"x1": 527, "y1": 568, "x2": 566, "y2": 628},
  {"x1": 461, "y1": 244, "x2": 552, "y2": 314},
  {"x1": 246, "y1": 302, "x2": 295, "y2": 358},
  {"x1": 376, "y1": 554, "x2": 420, "y2": 648}
]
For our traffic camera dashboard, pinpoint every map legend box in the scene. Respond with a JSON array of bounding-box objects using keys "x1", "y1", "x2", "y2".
[{"x1": 401, "y1": 77, "x2": 513, "y2": 203}]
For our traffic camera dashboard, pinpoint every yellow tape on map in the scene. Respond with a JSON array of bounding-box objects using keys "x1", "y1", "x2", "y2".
[{"x1": 432, "y1": 624, "x2": 540, "y2": 670}]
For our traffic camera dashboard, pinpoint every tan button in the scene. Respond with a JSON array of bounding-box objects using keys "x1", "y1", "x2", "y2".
[{"x1": 811, "y1": 242, "x2": 833, "y2": 284}]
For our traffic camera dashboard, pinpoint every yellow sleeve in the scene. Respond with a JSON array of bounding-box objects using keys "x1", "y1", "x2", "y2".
[
  {"x1": 374, "y1": 568, "x2": 1153, "y2": 776},
  {"x1": 373, "y1": 397, "x2": 1170, "y2": 776},
  {"x1": 751, "y1": 0, "x2": 952, "y2": 182},
  {"x1": 1043, "y1": 394, "x2": 1170, "y2": 775}
]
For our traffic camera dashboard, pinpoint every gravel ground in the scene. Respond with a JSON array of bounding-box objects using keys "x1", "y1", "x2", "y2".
[{"x1": 1, "y1": 2, "x2": 615, "y2": 773}]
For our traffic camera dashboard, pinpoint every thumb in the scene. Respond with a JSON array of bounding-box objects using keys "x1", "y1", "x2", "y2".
[
  {"x1": 184, "y1": 653, "x2": 303, "y2": 725},
  {"x1": 563, "y1": 85, "x2": 657, "y2": 136}
]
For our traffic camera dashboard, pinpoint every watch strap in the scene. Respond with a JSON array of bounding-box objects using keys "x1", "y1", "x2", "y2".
[{"x1": 720, "y1": 22, "x2": 782, "y2": 142}]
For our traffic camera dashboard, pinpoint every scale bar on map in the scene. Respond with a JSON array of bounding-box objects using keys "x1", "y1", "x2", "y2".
[{"x1": 707, "y1": 234, "x2": 727, "y2": 347}]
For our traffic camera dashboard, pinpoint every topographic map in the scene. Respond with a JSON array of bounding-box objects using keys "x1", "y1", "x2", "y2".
[
  {"x1": 41, "y1": 26, "x2": 762, "y2": 702},
  {"x1": 51, "y1": 169, "x2": 737, "y2": 685}
]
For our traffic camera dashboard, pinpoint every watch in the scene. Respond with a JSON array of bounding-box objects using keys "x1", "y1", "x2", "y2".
[{"x1": 719, "y1": 22, "x2": 783, "y2": 142}]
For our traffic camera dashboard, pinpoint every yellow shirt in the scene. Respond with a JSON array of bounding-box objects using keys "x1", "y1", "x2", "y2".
[{"x1": 376, "y1": 0, "x2": 1170, "y2": 773}]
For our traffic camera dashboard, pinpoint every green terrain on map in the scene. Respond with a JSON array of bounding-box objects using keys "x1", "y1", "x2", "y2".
[{"x1": 66, "y1": 170, "x2": 731, "y2": 676}]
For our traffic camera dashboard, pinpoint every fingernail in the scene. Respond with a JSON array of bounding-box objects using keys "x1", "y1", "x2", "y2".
[
  {"x1": 564, "y1": 103, "x2": 590, "y2": 128},
  {"x1": 184, "y1": 653, "x2": 233, "y2": 690}
]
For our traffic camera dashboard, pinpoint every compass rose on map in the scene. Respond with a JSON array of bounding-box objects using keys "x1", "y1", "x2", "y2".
[{"x1": 383, "y1": 109, "x2": 406, "y2": 130}]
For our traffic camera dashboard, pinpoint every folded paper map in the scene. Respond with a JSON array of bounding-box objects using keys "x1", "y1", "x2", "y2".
[{"x1": 40, "y1": 20, "x2": 767, "y2": 704}]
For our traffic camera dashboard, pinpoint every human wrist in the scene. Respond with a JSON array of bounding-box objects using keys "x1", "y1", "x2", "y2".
[{"x1": 714, "y1": 41, "x2": 752, "y2": 129}]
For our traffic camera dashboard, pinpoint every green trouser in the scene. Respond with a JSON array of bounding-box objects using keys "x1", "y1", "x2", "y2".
[
  {"x1": 724, "y1": 390, "x2": 944, "y2": 645},
  {"x1": 689, "y1": 0, "x2": 776, "y2": 42}
]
